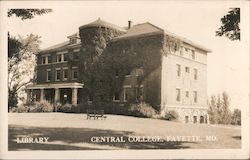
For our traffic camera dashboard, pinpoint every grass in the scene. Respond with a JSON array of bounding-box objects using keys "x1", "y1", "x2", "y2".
[{"x1": 8, "y1": 113, "x2": 241, "y2": 150}]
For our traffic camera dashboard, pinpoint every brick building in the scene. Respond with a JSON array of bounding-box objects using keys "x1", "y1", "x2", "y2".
[{"x1": 26, "y1": 18, "x2": 211, "y2": 123}]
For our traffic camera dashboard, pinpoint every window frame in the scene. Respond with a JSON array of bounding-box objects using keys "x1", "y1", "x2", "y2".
[
  {"x1": 193, "y1": 91, "x2": 198, "y2": 103},
  {"x1": 176, "y1": 88, "x2": 181, "y2": 102},
  {"x1": 46, "y1": 69, "x2": 51, "y2": 82},
  {"x1": 72, "y1": 67, "x2": 78, "y2": 80},
  {"x1": 55, "y1": 68, "x2": 61, "y2": 81},
  {"x1": 176, "y1": 64, "x2": 181, "y2": 77},
  {"x1": 63, "y1": 67, "x2": 68, "y2": 80}
]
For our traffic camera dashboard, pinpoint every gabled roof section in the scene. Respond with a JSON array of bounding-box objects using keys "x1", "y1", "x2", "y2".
[
  {"x1": 114, "y1": 22, "x2": 164, "y2": 40},
  {"x1": 79, "y1": 18, "x2": 127, "y2": 32}
]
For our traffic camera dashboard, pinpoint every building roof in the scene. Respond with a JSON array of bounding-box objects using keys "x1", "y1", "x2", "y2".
[
  {"x1": 79, "y1": 18, "x2": 127, "y2": 32},
  {"x1": 39, "y1": 41, "x2": 81, "y2": 53},
  {"x1": 114, "y1": 22, "x2": 164, "y2": 40},
  {"x1": 164, "y1": 30, "x2": 212, "y2": 52},
  {"x1": 114, "y1": 22, "x2": 211, "y2": 52}
]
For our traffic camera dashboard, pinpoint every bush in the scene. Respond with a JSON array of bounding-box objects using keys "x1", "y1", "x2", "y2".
[
  {"x1": 128, "y1": 102, "x2": 156, "y2": 118},
  {"x1": 60, "y1": 103, "x2": 72, "y2": 113},
  {"x1": 53, "y1": 102, "x2": 62, "y2": 112},
  {"x1": 23, "y1": 101, "x2": 53, "y2": 113},
  {"x1": 17, "y1": 106, "x2": 28, "y2": 113},
  {"x1": 161, "y1": 110, "x2": 179, "y2": 121}
]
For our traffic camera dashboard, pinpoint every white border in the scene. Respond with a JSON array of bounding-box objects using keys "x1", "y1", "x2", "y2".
[{"x1": 0, "y1": 1, "x2": 249, "y2": 159}]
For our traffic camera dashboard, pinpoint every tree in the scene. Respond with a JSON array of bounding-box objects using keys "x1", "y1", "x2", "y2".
[
  {"x1": 208, "y1": 92, "x2": 233, "y2": 125},
  {"x1": 219, "y1": 92, "x2": 232, "y2": 124},
  {"x1": 208, "y1": 95, "x2": 218, "y2": 124},
  {"x1": 216, "y1": 8, "x2": 240, "y2": 41},
  {"x1": 8, "y1": 34, "x2": 41, "y2": 109},
  {"x1": 8, "y1": 9, "x2": 52, "y2": 20},
  {"x1": 8, "y1": 9, "x2": 52, "y2": 110},
  {"x1": 231, "y1": 109, "x2": 241, "y2": 125}
]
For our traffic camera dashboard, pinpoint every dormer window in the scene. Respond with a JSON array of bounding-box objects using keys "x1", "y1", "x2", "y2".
[
  {"x1": 67, "y1": 33, "x2": 78, "y2": 45},
  {"x1": 70, "y1": 38, "x2": 77, "y2": 44}
]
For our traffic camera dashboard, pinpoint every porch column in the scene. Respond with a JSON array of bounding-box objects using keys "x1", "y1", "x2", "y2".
[
  {"x1": 40, "y1": 88, "x2": 44, "y2": 101},
  {"x1": 54, "y1": 88, "x2": 60, "y2": 103},
  {"x1": 72, "y1": 88, "x2": 78, "y2": 105},
  {"x1": 26, "y1": 89, "x2": 31, "y2": 103}
]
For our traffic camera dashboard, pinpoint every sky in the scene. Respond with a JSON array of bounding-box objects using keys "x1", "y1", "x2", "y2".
[{"x1": 3, "y1": 1, "x2": 249, "y2": 110}]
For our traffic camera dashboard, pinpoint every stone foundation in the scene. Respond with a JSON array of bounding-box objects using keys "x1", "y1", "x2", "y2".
[{"x1": 161, "y1": 105, "x2": 209, "y2": 124}]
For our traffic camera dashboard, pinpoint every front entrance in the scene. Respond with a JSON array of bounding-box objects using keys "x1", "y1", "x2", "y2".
[{"x1": 60, "y1": 88, "x2": 72, "y2": 105}]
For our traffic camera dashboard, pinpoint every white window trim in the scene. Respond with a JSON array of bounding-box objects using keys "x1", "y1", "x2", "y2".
[
  {"x1": 194, "y1": 91, "x2": 198, "y2": 103},
  {"x1": 46, "y1": 69, "x2": 51, "y2": 82},
  {"x1": 42, "y1": 54, "x2": 50, "y2": 64},
  {"x1": 73, "y1": 48, "x2": 80, "y2": 52},
  {"x1": 123, "y1": 88, "x2": 128, "y2": 102},
  {"x1": 176, "y1": 64, "x2": 181, "y2": 77},
  {"x1": 63, "y1": 67, "x2": 68, "y2": 81},
  {"x1": 194, "y1": 68, "x2": 198, "y2": 80},
  {"x1": 176, "y1": 88, "x2": 181, "y2": 102},
  {"x1": 55, "y1": 68, "x2": 61, "y2": 81},
  {"x1": 72, "y1": 67, "x2": 78, "y2": 80}
]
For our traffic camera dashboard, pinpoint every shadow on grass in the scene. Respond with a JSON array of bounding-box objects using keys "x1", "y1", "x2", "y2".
[{"x1": 9, "y1": 125, "x2": 195, "y2": 151}]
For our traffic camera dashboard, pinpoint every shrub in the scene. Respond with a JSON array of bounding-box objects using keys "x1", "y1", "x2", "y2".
[
  {"x1": 17, "y1": 106, "x2": 28, "y2": 113},
  {"x1": 54, "y1": 102, "x2": 62, "y2": 112},
  {"x1": 60, "y1": 103, "x2": 72, "y2": 113},
  {"x1": 162, "y1": 110, "x2": 179, "y2": 121},
  {"x1": 10, "y1": 107, "x2": 18, "y2": 113},
  {"x1": 26, "y1": 101, "x2": 53, "y2": 112},
  {"x1": 128, "y1": 102, "x2": 156, "y2": 118},
  {"x1": 38, "y1": 101, "x2": 53, "y2": 112}
]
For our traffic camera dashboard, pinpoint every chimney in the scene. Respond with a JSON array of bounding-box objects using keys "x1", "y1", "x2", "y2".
[{"x1": 128, "y1": 20, "x2": 132, "y2": 29}]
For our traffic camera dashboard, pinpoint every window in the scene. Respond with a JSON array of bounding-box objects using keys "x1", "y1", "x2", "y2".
[
  {"x1": 55, "y1": 69, "x2": 61, "y2": 81},
  {"x1": 191, "y1": 50, "x2": 195, "y2": 59},
  {"x1": 46, "y1": 69, "x2": 51, "y2": 82},
  {"x1": 113, "y1": 91, "x2": 120, "y2": 101},
  {"x1": 185, "y1": 91, "x2": 189, "y2": 98},
  {"x1": 194, "y1": 91, "x2": 197, "y2": 103},
  {"x1": 136, "y1": 68, "x2": 144, "y2": 77},
  {"x1": 185, "y1": 48, "x2": 188, "y2": 52},
  {"x1": 70, "y1": 38, "x2": 77, "y2": 44},
  {"x1": 48, "y1": 55, "x2": 52, "y2": 63},
  {"x1": 185, "y1": 116, "x2": 189, "y2": 123},
  {"x1": 72, "y1": 67, "x2": 78, "y2": 80},
  {"x1": 180, "y1": 46, "x2": 183, "y2": 55},
  {"x1": 63, "y1": 68, "x2": 68, "y2": 80},
  {"x1": 193, "y1": 116, "x2": 197, "y2": 123},
  {"x1": 176, "y1": 88, "x2": 181, "y2": 102},
  {"x1": 41, "y1": 55, "x2": 51, "y2": 64},
  {"x1": 176, "y1": 64, "x2": 181, "y2": 77},
  {"x1": 56, "y1": 54, "x2": 62, "y2": 62},
  {"x1": 64, "y1": 54, "x2": 68, "y2": 62},
  {"x1": 138, "y1": 86, "x2": 143, "y2": 101},
  {"x1": 42, "y1": 56, "x2": 46, "y2": 64},
  {"x1": 123, "y1": 88, "x2": 128, "y2": 101},
  {"x1": 194, "y1": 68, "x2": 198, "y2": 80},
  {"x1": 185, "y1": 66, "x2": 190, "y2": 73},
  {"x1": 115, "y1": 69, "x2": 119, "y2": 77},
  {"x1": 73, "y1": 53, "x2": 79, "y2": 60}
]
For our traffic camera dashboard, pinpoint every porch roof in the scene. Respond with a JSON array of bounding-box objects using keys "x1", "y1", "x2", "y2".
[{"x1": 26, "y1": 82, "x2": 84, "y2": 89}]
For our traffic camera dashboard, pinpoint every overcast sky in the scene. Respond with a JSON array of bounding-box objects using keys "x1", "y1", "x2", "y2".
[{"x1": 3, "y1": 1, "x2": 249, "y2": 110}]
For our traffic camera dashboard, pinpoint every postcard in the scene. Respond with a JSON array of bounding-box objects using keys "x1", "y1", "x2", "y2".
[{"x1": 0, "y1": 0, "x2": 249, "y2": 159}]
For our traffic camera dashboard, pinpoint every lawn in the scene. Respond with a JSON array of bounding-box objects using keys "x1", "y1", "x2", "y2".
[{"x1": 8, "y1": 113, "x2": 241, "y2": 150}]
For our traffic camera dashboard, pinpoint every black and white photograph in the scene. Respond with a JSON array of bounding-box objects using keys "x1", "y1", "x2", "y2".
[{"x1": 0, "y1": 0, "x2": 249, "y2": 159}]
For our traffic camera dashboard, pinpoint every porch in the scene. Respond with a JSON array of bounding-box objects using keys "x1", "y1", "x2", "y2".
[{"x1": 26, "y1": 83, "x2": 84, "y2": 105}]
